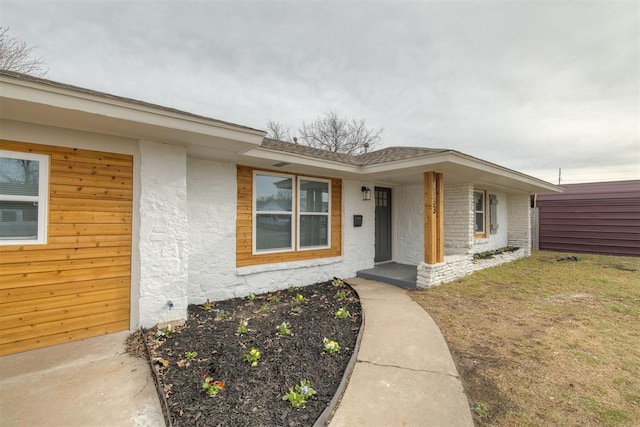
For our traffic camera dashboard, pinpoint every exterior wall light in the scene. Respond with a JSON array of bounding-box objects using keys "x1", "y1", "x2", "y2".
[{"x1": 361, "y1": 186, "x2": 371, "y2": 201}]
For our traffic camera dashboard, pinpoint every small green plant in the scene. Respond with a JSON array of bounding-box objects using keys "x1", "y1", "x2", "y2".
[
  {"x1": 244, "y1": 347, "x2": 261, "y2": 367},
  {"x1": 335, "y1": 307, "x2": 350, "y2": 319},
  {"x1": 258, "y1": 303, "x2": 270, "y2": 312},
  {"x1": 276, "y1": 322, "x2": 292, "y2": 336},
  {"x1": 247, "y1": 292, "x2": 256, "y2": 302},
  {"x1": 155, "y1": 324, "x2": 173, "y2": 338},
  {"x1": 268, "y1": 292, "x2": 281, "y2": 303},
  {"x1": 295, "y1": 293, "x2": 305, "y2": 302},
  {"x1": 291, "y1": 305, "x2": 303, "y2": 314},
  {"x1": 202, "y1": 299, "x2": 213, "y2": 311},
  {"x1": 335, "y1": 290, "x2": 347, "y2": 300},
  {"x1": 332, "y1": 278, "x2": 344, "y2": 287},
  {"x1": 237, "y1": 319, "x2": 249, "y2": 335},
  {"x1": 282, "y1": 379, "x2": 317, "y2": 408},
  {"x1": 473, "y1": 246, "x2": 520, "y2": 260},
  {"x1": 287, "y1": 285, "x2": 297, "y2": 293},
  {"x1": 214, "y1": 309, "x2": 227, "y2": 320},
  {"x1": 201, "y1": 372, "x2": 225, "y2": 397},
  {"x1": 185, "y1": 351, "x2": 198, "y2": 361},
  {"x1": 323, "y1": 337, "x2": 340, "y2": 354},
  {"x1": 471, "y1": 401, "x2": 490, "y2": 418}
]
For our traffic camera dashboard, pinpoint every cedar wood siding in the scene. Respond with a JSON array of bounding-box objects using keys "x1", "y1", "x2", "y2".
[
  {"x1": 0, "y1": 140, "x2": 132, "y2": 355},
  {"x1": 236, "y1": 165, "x2": 342, "y2": 267},
  {"x1": 536, "y1": 180, "x2": 640, "y2": 256}
]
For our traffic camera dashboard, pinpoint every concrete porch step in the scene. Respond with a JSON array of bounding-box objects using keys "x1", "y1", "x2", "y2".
[{"x1": 356, "y1": 262, "x2": 418, "y2": 289}]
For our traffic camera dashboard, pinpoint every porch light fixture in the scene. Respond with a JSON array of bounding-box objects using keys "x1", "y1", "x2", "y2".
[{"x1": 361, "y1": 186, "x2": 371, "y2": 201}]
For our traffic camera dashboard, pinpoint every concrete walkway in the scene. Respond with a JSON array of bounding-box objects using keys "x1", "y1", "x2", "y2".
[
  {"x1": 329, "y1": 277, "x2": 474, "y2": 427},
  {"x1": 0, "y1": 331, "x2": 165, "y2": 427}
]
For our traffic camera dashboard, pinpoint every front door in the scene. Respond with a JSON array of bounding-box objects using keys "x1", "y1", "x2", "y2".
[{"x1": 374, "y1": 187, "x2": 392, "y2": 262}]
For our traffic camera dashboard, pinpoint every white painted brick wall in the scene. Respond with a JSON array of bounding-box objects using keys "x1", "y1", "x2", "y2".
[
  {"x1": 138, "y1": 141, "x2": 189, "y2": 327},
  {"x1": 187, "y1": 158, "x2": 241, "y2": 302},
  {"x1": 342, "y1": 180, "x2": 376, "y2": 272},
  {"x1": 395, "y1": 184, "x2": 424, "y2": 265},
  {"x1": 185, "y1": 165, "x2": 375, "y2": 305},
  {"x1": 508, "y1": 194, "x2": 532, "y2": 256},
  {"x1": 472, "y1": 192, "x2": 509, "y2": 254},
  {"x1": 444, "y1": 182, "x2": 474, "y2": 255}
]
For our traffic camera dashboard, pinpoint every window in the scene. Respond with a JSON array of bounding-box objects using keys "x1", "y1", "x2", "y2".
[
  {"x1": 253, "y1": 172, "x2": 331, "y2": 253},
  {"x1": 298, "y1": 178, "x2": 330, "y2": 249},
  {"x1": 254, "y1": 172, "x2": 294, "y2": 252},
  {"x1": 473, "y1": 190, "x2": 486, "y2": 237},
  {"x1": 0, "y1": 150, "x2": 49, "y2": 245}
]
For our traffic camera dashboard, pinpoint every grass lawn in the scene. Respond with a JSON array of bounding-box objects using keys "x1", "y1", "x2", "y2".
[{"x1": 411, "y1": 251, "x2": 640, "y2": 426}]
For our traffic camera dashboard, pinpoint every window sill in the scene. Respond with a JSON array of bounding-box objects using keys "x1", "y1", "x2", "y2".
[{"x1": 236, "y1": 256, "x2": 344, "y2": 276}]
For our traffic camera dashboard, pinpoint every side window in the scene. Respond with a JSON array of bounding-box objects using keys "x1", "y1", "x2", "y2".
[
  {"x1": 0, "y1": 150, "x2": 49, "y2": 245},
  {"x1": 473, "y1": 190, "x2": 486, "y2": 237}
]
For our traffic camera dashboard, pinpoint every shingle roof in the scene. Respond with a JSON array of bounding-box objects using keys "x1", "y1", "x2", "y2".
[
  {"x1": 261, "y1": 138, "x2": 357, "y2": 164},
  {"x1": 260, "y1": 138, "x2": 450, "y2": 166},
  {"x1": 353, "y1": 146, "x2": 450, "y2": 165}
]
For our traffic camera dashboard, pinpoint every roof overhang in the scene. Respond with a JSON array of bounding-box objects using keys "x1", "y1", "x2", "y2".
[
  {"x1": 241, "y1": 146, "x2": 561, "y2": 194},
  {"x1": 0, "y1": 72, "x2": 265, "y2": 156}
]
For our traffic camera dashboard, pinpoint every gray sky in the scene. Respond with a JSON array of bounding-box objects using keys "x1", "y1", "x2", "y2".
[{"x1": 2, "y1": 0, "x2": 638, "y2": 184}]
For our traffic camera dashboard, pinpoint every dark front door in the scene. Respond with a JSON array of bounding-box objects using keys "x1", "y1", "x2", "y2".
[{"x1": 375, "y1": 187, "x2": 392, "y2": 262}]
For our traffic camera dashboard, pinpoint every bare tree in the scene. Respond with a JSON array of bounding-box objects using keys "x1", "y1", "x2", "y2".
[
  {"x1": 266, "y1": 120, "x2": 293, "y2": 142},
  {"x1": 0, "y1": 27, "x2": 47, "y2": 76},
  {"x1": 298, "y1": 111, "x2": 383, "y2": 154}
]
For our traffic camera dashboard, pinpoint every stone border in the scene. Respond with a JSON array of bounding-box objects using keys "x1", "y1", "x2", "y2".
[{"x1": 417, "y1": 248, "x2": 528, "y2": 288}]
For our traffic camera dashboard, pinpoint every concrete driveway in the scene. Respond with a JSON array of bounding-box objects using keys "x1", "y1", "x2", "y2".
[{"x1": 0, "y1": 331, "x2": 165, "y2": 427}]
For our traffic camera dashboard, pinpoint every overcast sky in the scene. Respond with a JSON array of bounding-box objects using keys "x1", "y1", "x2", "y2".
[{"x1": 2, "y1": 0, "x2": 638, "y2": 184}]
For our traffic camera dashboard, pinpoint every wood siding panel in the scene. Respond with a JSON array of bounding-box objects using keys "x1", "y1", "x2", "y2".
[
  {"x1": 0, "y1": 140, "x2": 133, "y2": 355},
  {"x1": 1, "y1": 277, "x2": 129, "y2": 304},
  {"x1": 236, "y1": 165, "x2": 342, "y2": 267},
  {"x1": 537, "y1": 181, "x2": 640, "y2": 256}
]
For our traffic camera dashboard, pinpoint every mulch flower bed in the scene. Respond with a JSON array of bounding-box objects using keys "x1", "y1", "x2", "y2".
[{"x1": 141, "y1": 279, "x2": 362, "y2": 426}]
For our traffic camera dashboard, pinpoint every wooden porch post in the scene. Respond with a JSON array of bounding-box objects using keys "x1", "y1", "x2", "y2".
[{"x1": 424, "y1": 172, "x2": 444, "y2": 264}]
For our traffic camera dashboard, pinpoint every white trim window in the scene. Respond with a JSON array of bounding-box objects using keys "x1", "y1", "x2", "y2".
[
  {"x1": 253, "y1": 171, "x2": 331, "y2": 254},
  {"x1": 473, "y1": 190, "x2": 486, "y2": 237},
  {"x1": 254, "y1": 171, "x2": 294, "y2": 253},
  {"x1": 298, "y1": 177, "x2": 331, "y2": 250},
  {"x1": 0, "y1": 150, "x2": 49, "y2": 245}
]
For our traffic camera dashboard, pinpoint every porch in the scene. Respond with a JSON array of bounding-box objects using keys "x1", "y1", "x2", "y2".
[{"x1": 356, "y1": 262, "x2": 418, "y2": 289}]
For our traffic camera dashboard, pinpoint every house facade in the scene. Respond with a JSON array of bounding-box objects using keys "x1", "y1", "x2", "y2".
[{"x1": 0, "y1": 71, "x2": 560, "y2": 355}]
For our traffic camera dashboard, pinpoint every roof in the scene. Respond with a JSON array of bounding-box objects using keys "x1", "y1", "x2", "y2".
[
  {"x1": 0, "y1": 70, "x2": 262, "y2": 134},
  {"x1": 260, "y1": 138, "x2": 451, "y2": 166},
  {"x1": 537, "y1": 180, "x2": 640, "y2": 201}
]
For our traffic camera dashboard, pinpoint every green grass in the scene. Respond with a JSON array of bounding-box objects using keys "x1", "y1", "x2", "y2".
[{"x1": 412, "y1": 251, "x2": 640, "y2": 426}]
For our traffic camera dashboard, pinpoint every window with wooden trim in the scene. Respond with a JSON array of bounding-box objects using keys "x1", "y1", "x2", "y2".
[
  {"x1": 253, "y1": 171, "x2": 331, "y2": 254},
  {"x1": 0, "y1": 150, "x2": 49, "y2": 245},
  {"x1": 473, "y1": 190, "x2": 486, "y2": 238}
]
